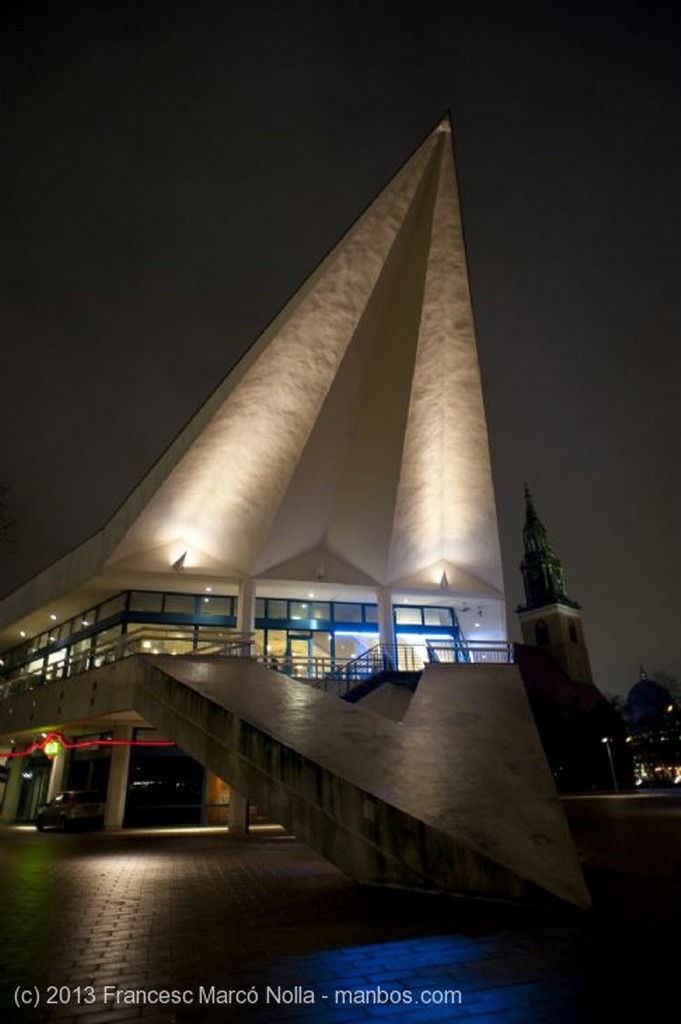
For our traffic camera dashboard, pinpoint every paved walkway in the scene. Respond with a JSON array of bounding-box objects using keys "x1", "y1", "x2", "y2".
[{"x1": 1, "y1": 794, "x2": 679, "y2": 1023}]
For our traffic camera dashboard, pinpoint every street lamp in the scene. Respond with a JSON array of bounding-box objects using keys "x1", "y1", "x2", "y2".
[{"x1": 601, "y1": 736, "x2": 619, "y2": 793}]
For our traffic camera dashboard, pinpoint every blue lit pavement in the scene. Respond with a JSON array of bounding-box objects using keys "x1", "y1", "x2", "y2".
[{"x1": 1, "y1": 793, "x2": 680, "y2": 1023}]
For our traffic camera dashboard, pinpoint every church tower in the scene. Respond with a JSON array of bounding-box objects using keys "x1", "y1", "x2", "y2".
[{"x1": 517, "y1": 487, "x2": 593, "y2": 684}]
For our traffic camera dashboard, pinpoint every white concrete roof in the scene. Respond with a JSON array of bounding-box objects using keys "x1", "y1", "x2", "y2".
[{"x1": 0, "y1": 118, "x2": 504, "y2": 639}]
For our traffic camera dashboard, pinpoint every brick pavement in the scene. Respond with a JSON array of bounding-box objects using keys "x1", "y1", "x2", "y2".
[{"x1": 1, "y1": 794, "x2": 680, "y2": 1024}]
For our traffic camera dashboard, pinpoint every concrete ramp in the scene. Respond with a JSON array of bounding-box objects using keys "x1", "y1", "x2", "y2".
[{"x1": 130, "y1": 656, "x2": 589, "y2": 908}]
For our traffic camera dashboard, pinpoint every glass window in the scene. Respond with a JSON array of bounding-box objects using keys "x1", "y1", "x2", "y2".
[
  {"x1": 27, "y1": 636, "x2": 41, "y2": 655},
  {"x1": 68, "y1": 638, "x2": 93, "y2": 677},
  {"x1": 164, "y1": 594, "x2": 197, "y2": 616},
  {"x1": 96, "y1": 594, "x2": 127, "y2": 622},
  {"x1": 311, "y1": 602, "x2": 331, "y2": 620},
  {"x1": 55, "y1": 621, "x2": 72, "y2": 642},
  {"x1": 129, "y1": 592, "x2": 164, "y2": 613},
  {"x1": 79, "y1": 609, "x2": 96, "y2": 629},
  {"x1": 264, "y1": 630, "x2": 287, "y2": 658},
  {"x1": 334, "y1": 634, "x2": 371, "y2": 662},
  {"x1": 45, "y1": 649, "x2": 67, "y2": 680},
  {"x1": 93, "y1": 627, "x2": 122, "y2": 664},
  {"x1": 255, "y1": 599, "x2": 266, "y2": 619},
  {"x1": 395, "y1": 606, "x2": 422, "y2": 625},
  {"x1": 200, "y1": 596, "x2": 232, "y2": 616},
  {"x1": 265, "y1": 600, "x2": 287, "y2": 620},
  {"x1": 10, "y1": 642, "x2": 29, "y2": 663},
  {"x1": 70, "y1": 637, "x2": 92, "y2": 657},
  {"x1": 290, "y1": 601, "x2": 310, "y2": 621},
  {"x1": 423, "y1": 607, "x2": 452, "y2": 627},
  {"x1": 333, "y1": 602, "x2": 362, "y2": 623},
  {"x1": 162, "y1": 633, "x2": 195, "y2": 656},
  {"x1": 311, "y1": 632, "x2": 332, "y2": 659},
  {"x1": 363, "y1": 604, "x2": 378, "y2": 623}
]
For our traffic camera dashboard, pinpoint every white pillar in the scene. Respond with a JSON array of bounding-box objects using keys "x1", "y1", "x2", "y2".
[
  {"x1": 1, "y1": 757, "x2": 25, "y2": 822},
  {"x1": 377, "y1": 587, "x2": 396, "y2": 653},
  {"x1": 227, "y1": 788, "x2": 249, "y2": 835},
  {"x1": 46, "y1": 750, "x2": 67, "y2": 802},
  {"x1": 236, "y1": 577, "x2": 256, "y2": 637},
  {"x1": 104, "y1": 725, "x2": 133, "y2": 830}
]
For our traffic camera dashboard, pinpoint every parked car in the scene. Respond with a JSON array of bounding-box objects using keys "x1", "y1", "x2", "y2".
[{"x1": 35, "y1": 790, "x2": 105, "y2": 831}]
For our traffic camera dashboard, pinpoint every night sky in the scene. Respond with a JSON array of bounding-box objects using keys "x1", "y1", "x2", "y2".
[{"x1": 2, "y1": 1, "x2": 680, "y2": 697}]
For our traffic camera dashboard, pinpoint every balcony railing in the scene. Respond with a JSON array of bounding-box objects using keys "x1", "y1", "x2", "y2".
[
  {"x1": 0, "y1": 627, "x2": 254, "y2": 700},
  {"x1": 1, "y1": 632, "x2": 514, "y2": 703},
  {"x1": 262, "y1": 641, "x2": 514, "y2": 696},
  {"x1": 426, "y1": 640, "x2": 514, "y2": 665}
]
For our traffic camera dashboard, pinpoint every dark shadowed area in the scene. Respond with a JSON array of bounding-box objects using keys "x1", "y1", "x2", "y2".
[{"x1": 1, "y1": 794, "x2": 680, "y2": 1020}]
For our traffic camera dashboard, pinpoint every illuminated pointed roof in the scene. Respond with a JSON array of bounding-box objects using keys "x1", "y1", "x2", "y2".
[
  {"x1": 105, "y1": 118, "x2": 502, "y2": 591},
  {"x1": 0, "y1": 117, "x2": 504, "y2": 635}
]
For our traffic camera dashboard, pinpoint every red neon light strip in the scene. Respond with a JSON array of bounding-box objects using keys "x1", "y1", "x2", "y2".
[{"x1": 1, "y1": 731, "x2": 175, "y2": 759}]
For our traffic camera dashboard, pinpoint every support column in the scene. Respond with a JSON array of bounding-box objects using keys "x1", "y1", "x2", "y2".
[
  {"x1": 46, "y1": 749, "x2": 67, "y2": 802},
  {"x1": 104, "y1": 725, "x2": 133, "y2": 830},
  {"x1": 236, "y1": 577, "x2": 256, "y2": 637},
  {"x1": 377, "y1": 587, "x2": 396, "y2": 655},
  {"x1": 227, "y1": 788, "x2": 249, "y2": 836},
  {"x1": 1, "y1": 756, "x2": 25, "y2": 823}
]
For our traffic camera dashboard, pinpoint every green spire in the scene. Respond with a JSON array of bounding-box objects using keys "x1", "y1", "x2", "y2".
[{"x1": 518, "y1": 487, "x2": 579, "y2": 611}]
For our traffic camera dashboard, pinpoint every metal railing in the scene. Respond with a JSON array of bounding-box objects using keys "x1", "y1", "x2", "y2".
[
  {"x1": 0, "y1": 627, "x2": 254, "y2": 700},
  {"x1": 426, "y1": 640, "x2": 514, "y2": 665},
  {"x1": 326, "y1": 643, "x2": 422, "y2": 682},
  {"x1": 258, "y1": 647, "x2": 410, "y2": 698},
  {"x1": 1, "y1": 631, "x2": 514, "y2": 704},
  {"x1": 260, "y1": 654, "x2": 346, "y2": 682}
]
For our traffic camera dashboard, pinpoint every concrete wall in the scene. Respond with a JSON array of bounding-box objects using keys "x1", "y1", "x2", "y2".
[
  {"x1": 134, "y1": 656, "x2": 589, "y2": 907},
  {"x1": 1, "y1": 655, "x2": 590, "y2": 908}
]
